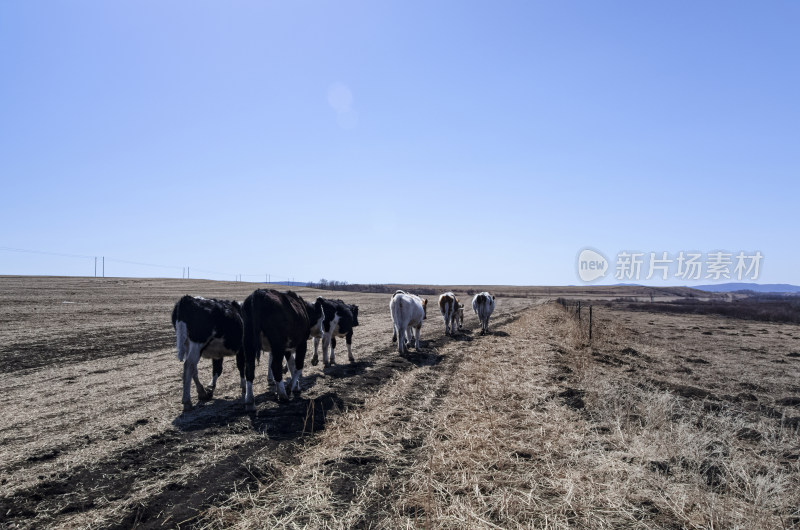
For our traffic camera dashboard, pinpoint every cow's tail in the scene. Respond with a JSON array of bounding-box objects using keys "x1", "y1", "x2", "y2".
[{"x1": 175, "y1": 320, "x2": 189, "y2": 361}]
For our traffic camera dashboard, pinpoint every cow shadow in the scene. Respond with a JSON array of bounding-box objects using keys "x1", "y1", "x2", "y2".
[
  {"x1": 449, "y1": 330, "x2": 474, "y2": 342},
  {"x1": 320, "y1": 359, "x2": 372, "y2": 379},
  {"x1": 248, "y1": 391, "x2": 344, "y2": 439},
  {"x1": 400, "y1": 344, "x2": 443, "y2": 367},
  {"x1": 473, "y1": 330, "x2": 509, "y2": 337},
  {"x1": 172, "y1": 389, "x2": 343, "y2": 440}
]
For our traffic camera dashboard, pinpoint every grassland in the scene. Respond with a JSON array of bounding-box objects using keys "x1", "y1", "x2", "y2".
[{"x1": 0, "y1": 277, "x2": 798, "y2": 528}]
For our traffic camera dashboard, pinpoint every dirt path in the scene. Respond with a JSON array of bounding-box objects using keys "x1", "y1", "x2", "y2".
[{"x1": 197, "y1": 300, "x2": 559, "y2": 528}]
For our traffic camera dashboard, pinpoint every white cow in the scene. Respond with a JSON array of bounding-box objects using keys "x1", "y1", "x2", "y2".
[
  {"x1": 472, "y1": 292, "x2": 496, "y2": 335},
  {"x1": 438, "y1": 292, "x2": 464, "y2": 336},
  {"x1": 390, "y1": 290, "x2": 428, "y2": 353}
]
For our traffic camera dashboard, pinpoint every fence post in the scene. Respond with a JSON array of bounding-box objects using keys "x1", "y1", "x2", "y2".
[
  {"x1": 589, "y1": 305, "x2": 593, "y2": 342},
  {"x1": 577, "y1": 301, "x2": 581, "y2": 321}
]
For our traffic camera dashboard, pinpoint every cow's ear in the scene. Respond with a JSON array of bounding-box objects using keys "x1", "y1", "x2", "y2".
[
  {"x1": 315, "y1": 297, "x2": 323, "y2": 308},
  {"x1": 492, "y1": 295, "x2": 496, "y2": 300}
]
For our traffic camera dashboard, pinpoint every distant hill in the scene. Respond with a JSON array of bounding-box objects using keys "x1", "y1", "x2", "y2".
[
  {"x1": 265, "y1": 281, "x2": 310, "y2": 287},
  {"x1": 693, "y1": 283, "x2": 800, "y2": 293}
]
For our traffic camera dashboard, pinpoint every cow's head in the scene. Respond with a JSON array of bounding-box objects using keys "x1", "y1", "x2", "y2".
[
  {"x1": 350, "y1": 304, "x2": 359, "y2": 326},
  {"x1": 422, "y1": 298, "x2": 428, "y2": 319},
  {"x1": 456, "y1": 303, "x2": 464, "y2": 329}
]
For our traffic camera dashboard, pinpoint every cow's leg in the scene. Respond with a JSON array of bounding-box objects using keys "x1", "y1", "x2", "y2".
[
  {"x1": 243, "y1": 350, "x2": 256, "y2": 412},
  {"x1": 205, "y1": 358, "x2": 223, "y2": 399},
  {"x1": 413, "y1": 325, "x2": 422, "y2": 350},
  {"x1": 272, "y1": 345, "x2": 290, "y2": 401},
  {"x1": 406, "y1": 325, "x2": 414, "y2": 349},
  {"x1": 441, "y1": 310, "x2": 449, "y2": 335},
  {"x1": 267, "y1": 351, "x2": 276, "y2": 384},
  {"x1": 236, "y1": 350, "x2": 246, "y2": 400},
  {"x1": 287, "y1": 352, "x2": 297, "y2": 379},
  {"x1": 330, "y1": 336, "x2": 337, "y2": 365},
  {"x1": 290, "y1": 342, "x2": 307, "y2": 393},
  {"x1": 395, "y1": 324, "x2": 405, "y2": 354},
  {"x1": 346, "y1": 331, "x2": 354, "y2": 362},
  {"x1": 182, "y1": 341, "x2": 204, "y2": 411},
  {"x1": 311, "y1": 336, "x2": 320, "y2": 366},
  {"x1": 191, "y1": 363, "x2": 209, "y2": 401},
  {"x1": 322, "y1": 333, "x2": 332, "y2": 367}
]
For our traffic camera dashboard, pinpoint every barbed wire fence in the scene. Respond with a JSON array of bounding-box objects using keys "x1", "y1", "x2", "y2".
[
  {"x1": 0, "y1": 246, "x2": 301, "y2": 285},
  {"x1": 556, "y1": 297, "x2": 594, "y2": 342}
]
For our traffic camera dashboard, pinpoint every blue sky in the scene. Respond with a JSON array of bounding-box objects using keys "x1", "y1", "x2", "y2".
[{"x1": 1, "y1": 2, "x2": 798, "y2": 285}]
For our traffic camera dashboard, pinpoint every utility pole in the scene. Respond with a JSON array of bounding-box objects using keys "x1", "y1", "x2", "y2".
[
  {"x1": 102, "y1": 257, "x2": 105, "y2": 278},
  {"x1": 94, "y1": 257, "x2": 97, "y2": 277},
  {"x1": 188, "y1": 267, "x2": 190, "y2": 279}
]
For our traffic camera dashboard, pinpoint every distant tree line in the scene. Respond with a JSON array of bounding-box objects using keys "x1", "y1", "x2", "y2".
[{"x1": 307, "y1": 279, "x2": 440, "y2": 295}]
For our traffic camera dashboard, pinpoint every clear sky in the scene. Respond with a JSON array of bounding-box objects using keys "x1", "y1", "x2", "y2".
[{"x1": 1, "y1": 2, "x2": 798, "y2": 285}]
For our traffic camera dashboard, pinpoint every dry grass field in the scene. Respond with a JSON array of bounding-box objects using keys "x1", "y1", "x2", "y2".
[{"x1": 1, "y1": 277, "x2": 798, "y2": 529}]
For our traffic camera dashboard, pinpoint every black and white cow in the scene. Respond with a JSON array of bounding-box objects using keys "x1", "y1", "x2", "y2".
[
  {"x1": 472, "y1": 291, "x2": 496, "y2": 335},
  {"x1": 438, "y1": 292, "x2": 464, "y2": 336},
  {"x1": 390, "y1": 290, "x2": 427, "y2": 353},
  {"x1": 172, "y1": 295, "x2": 244, "y2": 412},
  {"x1": 309, "y1": 298, "x2": 360, "y2": 366},
  {"x1": 241, "y1": 289, "x2": 320, "y2": 407}
]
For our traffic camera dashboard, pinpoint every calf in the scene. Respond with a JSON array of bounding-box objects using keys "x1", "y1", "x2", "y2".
[
  {"x1": 309, "y1": 298, "x2": 360, "y2": 366},
  {"x1": 390, "y1": 290, "x2": 428, "y2": 353},
  {"x1": 438, "y1": 292, "x2": 464, "y2": 335},
  {"x1": 241, "y1": 289, "x2": 319, "y2": 407},
  {"x1": 172, "y1": 295, "x2": 244, "y2": 412},
  {"x1": 472, "y1": 291, "x2": 496, "y2": 335}
]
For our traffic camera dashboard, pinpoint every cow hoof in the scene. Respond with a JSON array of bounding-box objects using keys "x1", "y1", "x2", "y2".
[
  {"x1": 311, "y1": 356, "x2": 319, "y2": 366},
  {"x1": 183, "y1": 402, "x2": 194, "y2": 412},
  {"x1": 276, "y1": 382, "x2": 289, "y2": 401}
]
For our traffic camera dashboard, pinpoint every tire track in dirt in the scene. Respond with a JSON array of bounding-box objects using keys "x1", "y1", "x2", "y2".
[{"x1": 0, "y1": 307, "x2": 526, "y2": 529}]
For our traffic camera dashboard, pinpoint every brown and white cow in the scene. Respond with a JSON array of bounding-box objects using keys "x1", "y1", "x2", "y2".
[{"x1": 438, "y1": 292, "x2": 464, "y2": 335}]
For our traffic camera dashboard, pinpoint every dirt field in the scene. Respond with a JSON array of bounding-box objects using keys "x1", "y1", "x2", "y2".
[{"x1": 1, "y1": 277, "x2": 798, "y2": 528}]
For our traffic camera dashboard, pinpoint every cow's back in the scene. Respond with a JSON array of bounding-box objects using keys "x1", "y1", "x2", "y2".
[{"x1": 244, "y1": 289, "x2": 310, "y2": 343}]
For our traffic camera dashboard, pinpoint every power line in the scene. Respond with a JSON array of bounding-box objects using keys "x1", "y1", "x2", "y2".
[
  {"x1": 0, "y1": 246, "x2": 94, "y2": 260},
  {"x1": 0, "y1": 246, "x2": 302, "y2": 283}
]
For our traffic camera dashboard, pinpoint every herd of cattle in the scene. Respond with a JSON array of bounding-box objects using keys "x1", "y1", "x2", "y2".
[{"x1": 172, "y1": 288, "x2": 497, "y2": 412}]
